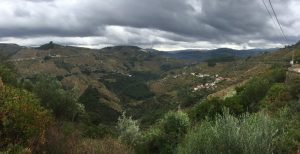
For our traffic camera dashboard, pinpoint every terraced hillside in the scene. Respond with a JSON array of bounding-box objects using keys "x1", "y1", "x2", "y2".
[
  {"x1": 1, "y1": 42, "x2": 188, "y2": 124},
  {"x1": 1, "y1": 42, "x2": 298, "y2": 125}
]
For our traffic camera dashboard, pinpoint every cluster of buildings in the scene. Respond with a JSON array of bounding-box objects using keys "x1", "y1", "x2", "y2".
[
  {"x1": 190, "y1": 72, "x2": 210, "y2": 78},
  {"x1": 193, "y1": 75, "x2": 227, "y2": 92},
  {"x1": 172, "y1": 72, "x2": 212, "y2": 79}
]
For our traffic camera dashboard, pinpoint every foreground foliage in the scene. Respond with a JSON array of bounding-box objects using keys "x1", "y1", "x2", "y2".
[
  {"x1": 178, "y1": 110, "x2": 278, "y2": 154},
  {"x1": 22, "y1": 75, "x2": 86, "y2": 121},
  {"x1": 0, "y1": 85, "x2": 53, "y2": 152},
  {"x1": 117, "y1": 112, "x2": 141, "y2": 146},
  {"x1": 137, "y1": 110, "x2": 190, "y2": 154}
]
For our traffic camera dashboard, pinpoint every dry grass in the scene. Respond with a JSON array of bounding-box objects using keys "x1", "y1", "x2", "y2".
[{"x1": 75, "y1": 138, "x2": 135, "y2": 154}]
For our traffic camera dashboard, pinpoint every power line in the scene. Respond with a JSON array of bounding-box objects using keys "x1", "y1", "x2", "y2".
[
  {"x1": 268, "y1": 0, "x2": 288, "y2": 43},
  {"x1": 261, "y1": 0, "x2": 280, "y2": 35},
  {"x1": 268, "y1": 0, "x2": 295, "y2": 63},
  {"x1": 261, "y1": 0, "x2": 294, "y2": 63}
]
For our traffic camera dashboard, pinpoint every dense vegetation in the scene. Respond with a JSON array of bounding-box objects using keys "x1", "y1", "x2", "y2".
[{"x1": 205, "y1": 56, "x2": 237, "y2": 67}]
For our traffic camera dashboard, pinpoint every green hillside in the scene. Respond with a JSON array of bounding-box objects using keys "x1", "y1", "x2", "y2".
[{"x1": 0, "y1": 42, "x2": 300, "y2": 153}]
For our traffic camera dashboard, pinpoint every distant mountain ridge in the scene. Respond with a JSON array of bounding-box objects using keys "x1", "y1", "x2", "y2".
[
  {"x1": 147, "y1": 48, "x2": 279, "y2": 62},
  {"x1": 0, "y1": 43, "x2": 22, "y2": 59},
  {"x1": 0, "y1": 42, "x2": 278, "y2": 62}
]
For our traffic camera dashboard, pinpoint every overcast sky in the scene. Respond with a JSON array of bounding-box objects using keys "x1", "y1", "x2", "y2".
[{"x1": 0, "y1": 0, "x2": 299, "y2": 50}]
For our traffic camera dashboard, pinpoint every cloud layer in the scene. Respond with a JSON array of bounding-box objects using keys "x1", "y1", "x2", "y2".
[{"x1": 0, "y1": 0, "x2": 299, "y2": 50}]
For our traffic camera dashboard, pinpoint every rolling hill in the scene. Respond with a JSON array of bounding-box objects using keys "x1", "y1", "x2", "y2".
[{"x1": 0, "y1": 42, "x2": 293, "y2": 125}]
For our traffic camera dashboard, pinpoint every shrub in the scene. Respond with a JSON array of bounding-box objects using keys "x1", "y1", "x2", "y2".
[
  {"x1": 0, "y1": 64, "x2": 17, "y2": 85},
  {"x1": 28, "y1": 74, "x2": 86, "y2": 121},
  {"x1": 228, "y1": 67, "x2": 286, "y2": 113},
  {"x1": 159, "y1": 111, "x2": 190, "y2": 154},
  {"x1": 192, "y1": 96, "x2": 245, "y2": 122},
  {"x1": 40, "y1": 123, "x2": 81, "y2": 154},
  {"x1": 83, "y1": 124, "x2": 115, "y2": 139},
  {"x1": 0, "y1": 144, "x2": 32, "y2": 154},
  {"x1": 75, "y1": 138, "x2": 134, "y2": 154},
  {"x1": 264, "y1": 66, "x2": 286, "y2": 83},
  {"x1": 178, "y1": 110, "x2": 278, "y2": 154},
  {"x1": 286, "y1": 72, "x2": 300, "y2": 99},
  {"x1": 260, "y1": 83, "x2": 292, "y2": 111},
  {"x1": 273, "y1": 101, "x2": 300, "y2": 153},
  {"x1": 0, "y1": 85, "x2": 53, "y2": 152},
  {"x1": 223, "y1": 96, "x2": 244, "y2": 114},
  {"x1": 136, "y1": 127, "x2": 163, "y2": 154},
  {"x1": 192, "y1": 97, "x2": 224, "y2": 120},
  {"x1": 138, "y1": 111, "x2": 190, "y2": 154},
  {"x1": 117, "y1": 112, "x2": 141, "y2": 147},
  {"x1": 179, "y1": 88, "x2": 211, "y2": 107},
  {"x1": 161, "y1": 111, "x2": 190, "y2": 137},
  {"x1": 237, "y1": 77, "x2": 271, "y2": 112}
]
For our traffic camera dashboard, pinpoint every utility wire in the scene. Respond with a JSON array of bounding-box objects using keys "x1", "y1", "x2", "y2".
[
  {"x1": 268, "y1": 0, "x2": 288, "y2": 43},
  {"x1": 268, "y1": 0, "x2": 295, "y2": 63},
  {"x1": 261, "y1": 0, "x2": 294, "y2": 63},
  {"x1": 261, "y1": 0, "x2": 281, "y2": 38}
]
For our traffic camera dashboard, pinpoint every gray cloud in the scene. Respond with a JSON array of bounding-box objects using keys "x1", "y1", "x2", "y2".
[{"x1": 0, "y1": 0, "x2": 299, "y2": 50}]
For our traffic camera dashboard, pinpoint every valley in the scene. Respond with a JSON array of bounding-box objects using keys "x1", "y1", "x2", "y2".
[
  {"x1": 1, "y1": 41, "x2": 300, "y2": 153},
  {"x1": 0, "y1": 42, "x2": 278, "y2": 125},
  {"x1": 1, "y1": 0, "x2": 300, "y2": 153}
]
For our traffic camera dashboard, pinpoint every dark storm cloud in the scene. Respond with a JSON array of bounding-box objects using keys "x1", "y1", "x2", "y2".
[{"x1": 0, "y1": 0, "x2": 299, "y2": 49}]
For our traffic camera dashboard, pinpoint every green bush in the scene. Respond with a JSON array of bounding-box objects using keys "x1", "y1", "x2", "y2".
[
  {"x1": 192, "y1": 97, "x2": 224, "y2": 120},
  {"x1": 161, "y1": 111, "x2": 190, "y2": 137},
  {"x1": 237, "y1": 77, "x2": 271, "y2": 112},
  {"x1": 263, "y1": 66, "x2": 286, "y2": 83},
  {"x1": 83, "y1": 124, "x2": 115, "y2": 139},
  {"x1": 192, "y1": 96, "x2": 245, "y2": 121},
  {"x1": 178, "y1": 110, "x2": 278, "y2": 154},
  {"x1": 229, "y1": 67, "x2": 286, "y2": 113},
  {"x1": 117, "y1": 112, "x2": 141, "y2": 147},
  {"x1": 28, "y1": 75, "x2": 86, "y2": 121},
  {"x1": 0, "y1": 85, "x2": 53, "y2": 152},
  {"x1": 136, "y1": 127, "x2": 163, "y2": 154},
  {"x1": 159, "y1": 111, "x2": 190, "y2": 154},
  {"x1": 0, "y1": 64, "x2": 17, "y2": 85},
  {"x1": 286, "y1": 73, "x2": 300, "y2": 99},
  {"x1": 179, "y1": 88, "x2": 212, "y2": 107},
  {"x1": 138, "y1": 110, "x2": 190, "y2": 154},
  {"x1": 260, "y1": 83, "x2": 292, "y2": 111},
  {"x1": 273, "y1": 101, "x2": 300, "y2": 153}
]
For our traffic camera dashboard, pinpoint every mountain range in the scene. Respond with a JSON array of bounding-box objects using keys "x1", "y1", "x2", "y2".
[{"x1": 147, "y1": 48, "x2": 278, "y2": 62}]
